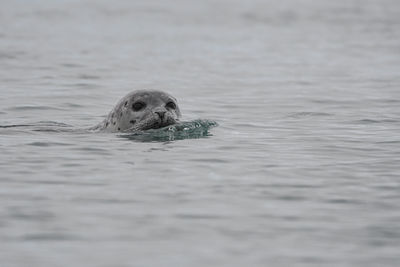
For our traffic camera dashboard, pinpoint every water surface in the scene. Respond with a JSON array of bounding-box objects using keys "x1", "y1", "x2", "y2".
[{"x1": 1, "y1": 0, "x2": 400, "y2": 266}]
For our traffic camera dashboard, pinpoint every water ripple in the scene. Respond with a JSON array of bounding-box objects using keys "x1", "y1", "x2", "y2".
[
  {"x1": 27, "y1": 141, "x2": 71, "y2": 147},
  {"x1": 5, "y1": 105, "x2": 65, "y2": 111},
  {"x1": 22, "y1": 233, "x2": 81, "y2": 241},
  {"x1": 352, "y1": 119, "x2": 400, "y2": 124},
  {"x1": 287, "y1": 112, "x2": 334, "y2": 118}
]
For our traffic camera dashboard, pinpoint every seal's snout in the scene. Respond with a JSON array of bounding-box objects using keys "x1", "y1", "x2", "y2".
[{"x1": 155, "y1": 110, "x2": 166, "y2": 120}]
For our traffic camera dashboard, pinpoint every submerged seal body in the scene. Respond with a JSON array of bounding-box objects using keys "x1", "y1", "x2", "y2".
[{"x1": 95, "y1": 90, "x2": 181, "y2": 132}]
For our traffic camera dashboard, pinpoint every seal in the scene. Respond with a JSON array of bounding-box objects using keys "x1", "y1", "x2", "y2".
[{"x1": 94, "y1": 90, "x2": 181, "y2": 132}]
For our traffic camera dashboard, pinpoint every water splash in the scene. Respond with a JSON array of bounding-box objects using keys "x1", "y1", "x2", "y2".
[{"x1": 118, "y1": 119, "x2": 218, "y2": 142}]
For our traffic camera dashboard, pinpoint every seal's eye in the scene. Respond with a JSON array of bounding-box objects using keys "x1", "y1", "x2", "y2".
[
  {"x1": 132, "y1": 102, "x2": 146, "y2": 111},
  {"x1": 166, "y1": 101, "x2": 176, "y2": 110}
]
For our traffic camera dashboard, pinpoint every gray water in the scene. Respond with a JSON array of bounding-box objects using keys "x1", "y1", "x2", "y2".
[{"x1": 1, "y1": 0, "x2": 400, "y2": 266}]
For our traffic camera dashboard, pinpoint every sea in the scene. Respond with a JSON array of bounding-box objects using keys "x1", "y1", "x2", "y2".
[{"x1": 1, "y1": 0, "x2": 400, "y2": 266}]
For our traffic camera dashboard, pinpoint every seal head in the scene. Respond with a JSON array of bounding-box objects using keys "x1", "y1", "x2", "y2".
[{"x1": 98, "y1": 90, "x2": 181, "y2": 132}]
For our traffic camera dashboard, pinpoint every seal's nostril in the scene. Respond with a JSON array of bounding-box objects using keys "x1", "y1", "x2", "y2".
[{"x1": 155, "y1": 111, "x2": 166, "y2": 120}]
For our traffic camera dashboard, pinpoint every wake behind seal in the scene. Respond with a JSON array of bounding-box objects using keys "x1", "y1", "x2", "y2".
[{"x1": 93, "y1": 90, "x2": 181, "y2": 132}]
